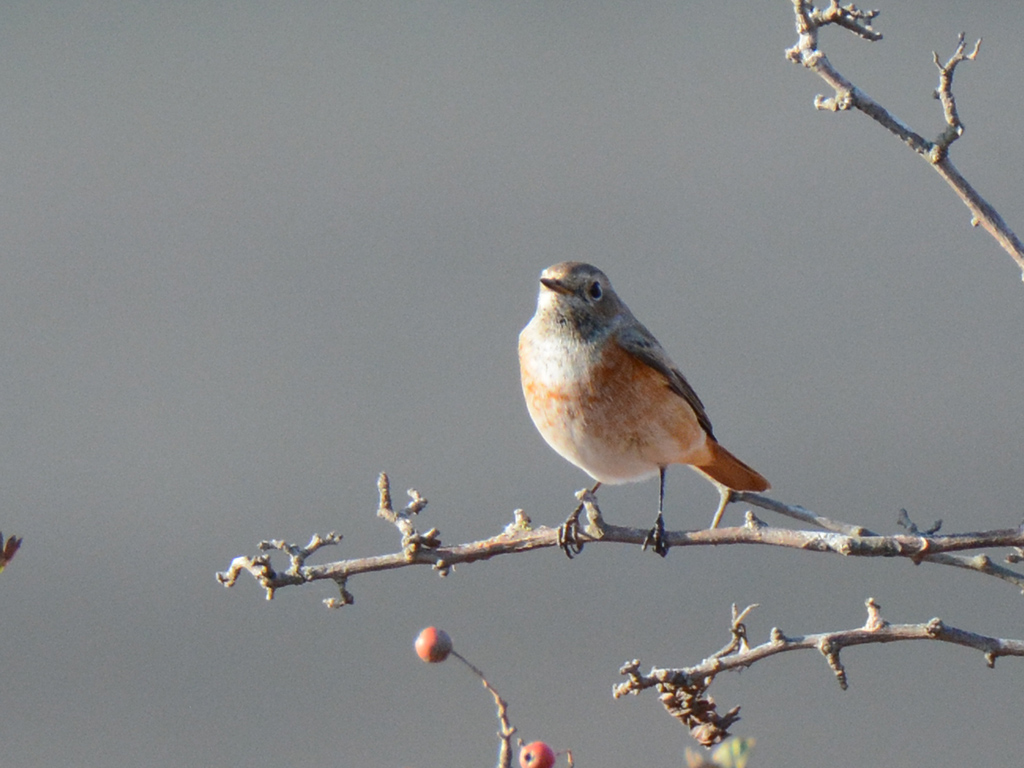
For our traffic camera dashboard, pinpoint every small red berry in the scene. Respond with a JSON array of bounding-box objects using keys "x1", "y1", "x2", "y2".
[
  {"x1": 520, "y1": 741, "x2": 556, "y2": 768},
  {"x1": 414, "y1": 626, "x2": 452, "y2": 663}
]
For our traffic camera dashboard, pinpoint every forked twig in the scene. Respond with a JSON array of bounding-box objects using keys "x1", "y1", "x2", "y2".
[{"x1": 785, "y1": 1, "x2": 1024, "y2": 273}]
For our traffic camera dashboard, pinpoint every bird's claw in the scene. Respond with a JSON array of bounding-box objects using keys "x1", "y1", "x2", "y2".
[
  {"x1": 558, "y1": 504, "x2": 585, "y2": 558},
  {"x1": 642, "y1": 512, "x2": 669, "y2": 557}
]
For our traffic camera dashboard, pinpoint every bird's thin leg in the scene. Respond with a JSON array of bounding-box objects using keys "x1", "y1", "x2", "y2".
[
  {"x1": 642, "y1": 467, "x2": 669, "y2": 557},
  {"x1": 559, "y1": 481, "x2": 601, "y2": 558},
  {"x1": 708, "y1": 486, "x2": 735, "y2": 529}
]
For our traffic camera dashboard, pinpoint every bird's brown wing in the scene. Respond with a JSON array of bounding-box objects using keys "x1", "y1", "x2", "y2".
[{"x1": 615, "y1": 324, "x2": 716, "y2": 440}]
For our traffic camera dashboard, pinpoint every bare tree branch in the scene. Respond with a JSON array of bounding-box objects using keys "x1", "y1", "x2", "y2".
[
  {"x1": 736, "y1": 492, "x2": 1024, "y2": 589},
  {"x1": 216, "y1": 473, "x2": 1024, "y2": 607},
  {"x1": 613, "y1": 598, "x2": 1024, "y2": 743},
  {"x1": 785, "y1": 1, "x2": 1024, "y2": 274}
]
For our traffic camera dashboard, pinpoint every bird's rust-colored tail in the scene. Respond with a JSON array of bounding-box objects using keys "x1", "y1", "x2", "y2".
[{"x1": 694, "y1": 440, "x2": 769, "y2": 492}]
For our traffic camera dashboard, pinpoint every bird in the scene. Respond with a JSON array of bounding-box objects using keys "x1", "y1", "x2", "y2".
[{"x1": 518, "y1": 261, "x2": 769, "y2": 555}]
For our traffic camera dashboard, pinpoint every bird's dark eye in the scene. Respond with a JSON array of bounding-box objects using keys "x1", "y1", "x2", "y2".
[{"x1": 588, "y1": 281, "x2": 603, "y2": 300}]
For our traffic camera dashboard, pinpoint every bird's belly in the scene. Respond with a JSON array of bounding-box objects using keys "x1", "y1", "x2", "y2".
[{"x1": 519, "y1": 328, "x2": 706, "y2": 484}]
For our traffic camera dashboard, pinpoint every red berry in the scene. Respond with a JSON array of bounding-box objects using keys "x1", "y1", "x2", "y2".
[
  {"x1": 520, "y1": 741, "x2": 556, "y2": 768},
  {"x1": 414, "y1": 626, "x2": 452, "y2": 663}
]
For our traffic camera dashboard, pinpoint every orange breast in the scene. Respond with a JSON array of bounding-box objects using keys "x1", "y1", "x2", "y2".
[
  {"x1": 582, "y1": 341, "x2": 707, "y2": 460},
  {"x1": 519, "y1": 330, "x2": 709, "y2": 482}
]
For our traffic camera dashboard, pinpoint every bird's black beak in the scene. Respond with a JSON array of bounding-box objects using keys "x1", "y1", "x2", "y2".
[{"x1": 540, "y1": 277, "x2": 572, "y2": 295}]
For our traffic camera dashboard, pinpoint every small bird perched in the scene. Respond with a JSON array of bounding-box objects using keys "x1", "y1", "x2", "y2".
[{"x1": 518, "y1": 261, "x2": 769, "y2": 555}]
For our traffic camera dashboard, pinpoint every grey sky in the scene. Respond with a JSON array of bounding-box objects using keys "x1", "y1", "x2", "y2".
[{"x1": 0, "y1": 2, "x2": 1022, "y2": 766}]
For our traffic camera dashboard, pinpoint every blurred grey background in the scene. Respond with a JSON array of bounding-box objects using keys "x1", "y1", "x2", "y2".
[{"x1": 0, "y1": 2, "x2": 1022, "y2": 766}]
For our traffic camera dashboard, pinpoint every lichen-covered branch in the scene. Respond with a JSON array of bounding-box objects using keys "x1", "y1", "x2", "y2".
[
  {"x1": 613, "y1": 599, "x2": 1024, "y2": 743},
  {"x1": 785, "y1": 1, "x2": 1024, "y2": 274},
  {"x1": 216, "y1": 473, "x2": 1024, "y2": 608}
]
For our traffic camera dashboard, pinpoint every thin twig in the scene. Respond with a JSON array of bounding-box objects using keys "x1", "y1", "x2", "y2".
[
  {"x1": 932, "y1": 33, "x2": 982, "y2": 155},
  {"x1": 785, "y1": 1, "x2": 1024, "y2": 273},
  {"x1": 447, "y1": 650, "x2": 516, "y2": 768}
]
